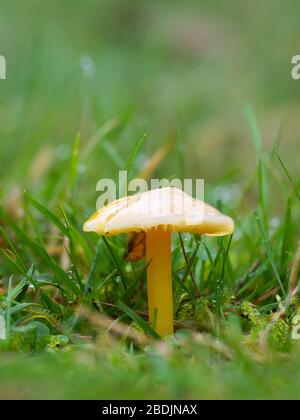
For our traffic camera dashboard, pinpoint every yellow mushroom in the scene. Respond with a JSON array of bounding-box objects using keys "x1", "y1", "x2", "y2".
[{"x1": 83, "y1": 187, "x2": 234, "y2": 338}]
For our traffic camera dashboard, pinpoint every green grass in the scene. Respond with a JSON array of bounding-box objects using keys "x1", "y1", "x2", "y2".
[{"x1": 1, "y1": 0, "x2": 300, "y2": 400}]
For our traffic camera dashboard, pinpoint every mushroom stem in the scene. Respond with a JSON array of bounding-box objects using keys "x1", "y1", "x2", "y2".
[{"x1": 146, "y1": 229, "x2": 173, "y2": 337}]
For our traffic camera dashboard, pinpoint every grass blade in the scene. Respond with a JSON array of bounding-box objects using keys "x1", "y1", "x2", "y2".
[
  {"x1": 255, "y1": 211, "x2": 286, "y2": 297},
  {"x1": 126, "y1": 133, "x2": 147, "y2": 175},
  {"x1": 84, "y1": 238, "x2": 102, "y2": 296},
  {"x1": 102, "y1": 236, "x2": 127, "y2": 289},
  {"x1": 276, "y1": 152, "x2": 300, "y2": 202},
  {"x1": 25, "y1": 191, "x2": 69, "y2": 236},
  {"x1": 70, "y1": 133, "x2": 80, "y2": 198}
]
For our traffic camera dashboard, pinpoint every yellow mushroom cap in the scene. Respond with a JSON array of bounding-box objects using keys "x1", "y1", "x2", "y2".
[{"x1": 83, "y1": 187, "x2": 235, "y2": 237}]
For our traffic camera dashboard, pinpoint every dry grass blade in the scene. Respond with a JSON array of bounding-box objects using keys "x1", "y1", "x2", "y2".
[
  {"x1": 60, "y1": 236, "x2": 71, "y2": 271},
  {"x1": 154, "y1": 332, "x2": 234, "y2": 361},
  {"x1": 253, "y1": 286, "x2": 279, "y2": 304},
  {"x1": 4, "y1": 186, "x2": 23, "y2": 220},
  {"x1": 29, "y1": 145, "x2": 54, "y2": 180},
  {"x1": 126, "y1": 232, "x2": 146, "y2": 262},
  {"x1": 97, "y1": 300, "x2": 197, "y2": 332},
  {"x1": 82, "y1": 117, "x2": 120, "y2": 159},
  {"x1": 289, "y1": 241, "x2": 300, "y2": 292}
]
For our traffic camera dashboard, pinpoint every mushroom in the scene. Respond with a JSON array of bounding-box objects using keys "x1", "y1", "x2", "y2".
[{"x1": 83, "y1": 187, "x2": 234, "y2": 337}]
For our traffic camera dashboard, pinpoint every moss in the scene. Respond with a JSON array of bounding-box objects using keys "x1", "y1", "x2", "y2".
[
  {"x1": 240, "y1": 301, "x2": 260, "y2": 323},
  {"x1": 240, "y1": 301, "x2": 290, "y2": 351},
  {"x1": 222, "y1": 291, "x2": 236, "y2": 306},
  {"x1": 177, "y1": 301, "x2": 194, "y2": 321},
  {"x1": 130, "y1": 321, "x2": 144, "y2": 335},
  {"x1": 268, "y1": 320, "x2": 290, "y2": 350},
  {"x1": 194, "y1": 298, "x2": 212, "y2": 324},
  {"x1": 177, "y1": 298, "x2": 213, "y2": 332}
]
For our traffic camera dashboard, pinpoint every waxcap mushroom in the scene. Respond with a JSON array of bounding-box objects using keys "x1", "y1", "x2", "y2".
[
  {"x1": 83, "y1": 186, "x2": 234, "y2": 237},
  {"x1": 83, "y1": 186, "x2": 235, "y2": 338}
]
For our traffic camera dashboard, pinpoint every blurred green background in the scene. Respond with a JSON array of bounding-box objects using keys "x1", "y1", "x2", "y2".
[{"x1": 1, "y1": 0, "x2": 299, "y2": 207}]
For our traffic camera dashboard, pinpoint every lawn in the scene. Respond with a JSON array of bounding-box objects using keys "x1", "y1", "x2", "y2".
[{"x1": 0, "y1": 0, "x2": 300, "y2": 400}]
